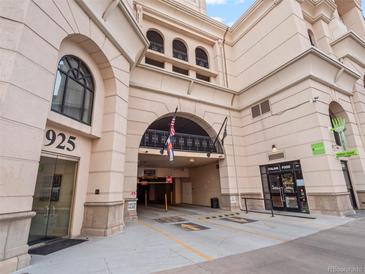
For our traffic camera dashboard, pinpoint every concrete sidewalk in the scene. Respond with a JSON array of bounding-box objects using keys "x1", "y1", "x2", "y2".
[
  {"x1": 15, "y1": 205, "x2": 356, "y2": 274},
  {"x1": 157, "y1": 217, "x2": 365, "y2": 274}
]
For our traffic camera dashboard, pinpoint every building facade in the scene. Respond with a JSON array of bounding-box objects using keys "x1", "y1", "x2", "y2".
[{"x1": 1, "y1": 0, "x2": 365, "y2": 272}]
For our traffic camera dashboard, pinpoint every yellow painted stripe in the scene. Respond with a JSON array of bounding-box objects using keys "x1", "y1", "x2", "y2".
[
  {"x1": 199, "y1": 218, "x2": 287, "y2": 242},
  {"x1": 181, "y1": 223, "x2": 200, "y2": 231},
  {"x1": 139, "y1": 220, "x2": 213, "y2": 261}
]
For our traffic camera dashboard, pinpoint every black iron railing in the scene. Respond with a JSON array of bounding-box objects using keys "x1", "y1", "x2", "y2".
[
  {"x1": 149, "y1": 41, "x2": 164, "y2": 53},
  {"x1": 173, "y1": 49, "x2": 188, "y2": 61},
  {"x1": 140, "y1": 129, "x2": 223, "y2": 154},
  {"x1": 196, "y1": 57, "x2": 209, "y2": 68}
]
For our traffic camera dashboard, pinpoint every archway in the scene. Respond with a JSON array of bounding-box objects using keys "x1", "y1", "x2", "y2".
[
  {"x1": 329, "y1": 101, "x2": 358, "y2": 209},
  {"x1": 136, "y1": 112, "x2": 225, "y2": 215}
]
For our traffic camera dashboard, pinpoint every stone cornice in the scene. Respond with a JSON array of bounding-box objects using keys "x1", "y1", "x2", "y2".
[
  {"x1": 135, "y1": 0, "x2": 226, "y2": 41},
  {"x1": 75, "y1": 0, "x2": 148, "y2": 67},
  {"x1": 238, "y1": 47, "x2": 360, "y2": 95},
  {"x1": 331, "y1": 31, "x2": 365, "y2": 68},
  {"x1": 298, "y1": 0, "x2": 336, "y2": 24},
  {"x1": 331, "y1": 31, "x2": 365, "y2": 48},
  {"x1": 229, "y1": 0, "x2": 282, "y2": 46},
  {"x1": 132, "y1": 46, "x2": 360, "y2": 112}
]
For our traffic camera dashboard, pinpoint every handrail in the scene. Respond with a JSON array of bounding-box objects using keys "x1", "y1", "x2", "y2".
[
  {"x1": 196, "y1": 56, "x2": 209, "y2": 68},
  {"x1": 241, "y1": 197, "x2": 274, "y2": 217},
  {"x1": 140, "y1": 129, "x2": 223, "y2": 154},
  {"x1": 173, "y1": 49, "x2": 188, "y2": 61}
]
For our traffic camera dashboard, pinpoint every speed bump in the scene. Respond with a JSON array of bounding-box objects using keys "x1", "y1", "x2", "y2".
[
  {"x1": 155, "y1": 216, "x2": 187, "y2": 223},
  {"x1": 175, "y1": 222, "x2": 210, "y2": 231},
  {"x1": 220, "y1": 216, "x2": 256, "y2": 224}
]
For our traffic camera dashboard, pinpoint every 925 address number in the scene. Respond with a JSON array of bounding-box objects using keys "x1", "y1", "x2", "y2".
[{"x1": 44, "y1": 129, "x2": 76, "y2": 151}]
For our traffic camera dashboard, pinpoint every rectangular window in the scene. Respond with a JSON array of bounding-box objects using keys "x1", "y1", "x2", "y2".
[
  {"x1": 251, "y1": 104, "x2": 261, "y2": 118},
  {"x1": 145, "y1": 58, "x2": 164, "y2": 68},
  {"x1": 196, "y1": 74, "x2": 210, "y2": 82},
  {"x1": 260, "y1": 100, "x2": 271, "y2": 114},
  {"x1": 173, "y1": 66, "x2": 189, "y2": 76}
]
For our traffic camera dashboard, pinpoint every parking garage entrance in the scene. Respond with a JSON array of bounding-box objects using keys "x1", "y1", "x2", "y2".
[{"x1": 137, "y1": 115, "x2": 224, "y2": 212}]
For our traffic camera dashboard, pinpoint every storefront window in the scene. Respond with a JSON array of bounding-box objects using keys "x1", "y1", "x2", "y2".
[{"x1": 260, "y1": 161, "x2": 309, "y2": 213}]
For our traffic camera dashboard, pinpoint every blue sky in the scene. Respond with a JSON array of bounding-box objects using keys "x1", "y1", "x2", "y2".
[{"x1": 206, "y1": 0, "x2": 365, "y2": 27}]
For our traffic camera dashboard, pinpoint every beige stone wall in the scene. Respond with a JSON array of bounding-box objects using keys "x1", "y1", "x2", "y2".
[
  {"x1": 2, "y1": 0, "x2": 365, "y2": 272},
  {"x1": 0, "y1": 0, "x2": 147, "y2": 271},
  {"x1": 190, "y1": 162, "x2": 221, "y2": 207},
  {"x1": 227, "y1": 0, "x2": 310, "y2": 90}
]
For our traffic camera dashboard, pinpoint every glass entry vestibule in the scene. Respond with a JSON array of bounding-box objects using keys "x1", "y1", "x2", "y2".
[
  {"x1": 260, "y1": 161, "x2": 309, "y2": 213},
  {"x1": 28, "y1": 155, "x2": 77, "y2": 245}
]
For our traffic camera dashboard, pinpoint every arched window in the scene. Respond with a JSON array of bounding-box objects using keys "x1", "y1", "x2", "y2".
[
  {"x1": 329, "y1": 109, "x2": 342, "y2": 147},
  {"x1": 51, "y1": 55, "x2": 94, "y2": 125},
  {"x1": 195, "y1": 47, "x2": 209, "y2": 68},
  {"x1": 147, "y1": 30, "x2": 164, "y2": 53},
  {"x1": 173, "y1": 39, "x2": 188, "y2": 61},
  {"x1": 308, "y1": 29, "x2": 316, "y2": 46}
]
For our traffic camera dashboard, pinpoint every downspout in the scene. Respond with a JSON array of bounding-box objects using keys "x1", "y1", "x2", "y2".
[
  {"x1": 223, "y1": 27, "x2": 241, "y2": 209},
  {"x1": 229, "y1": 111, "x2": 243, "y2": 211},
  {"x1": 222, "y1": 27, "x2": 229, "y2": 88}
]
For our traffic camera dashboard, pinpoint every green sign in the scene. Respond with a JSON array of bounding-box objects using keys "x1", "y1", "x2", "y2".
[
  {"x1": 311, "y1": 142, "x2": 326, "y2": 155},
  {"x1": 336, "y1": 149, "x2": 358, "y2": 158}
]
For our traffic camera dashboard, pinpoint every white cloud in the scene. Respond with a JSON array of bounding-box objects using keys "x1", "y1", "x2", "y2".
[
  {"x1": 211, "y1": 16, "x2": 225, "y2": 23},
  {"x1": 235, "y1": 0, "x2": 245, "y2": 3},
  {"x1": 226, "y1": 21, "x2": 234, "y2": 27},
  {"x1": 206, "y1": 0, "x2": 226, "y2": 5}
]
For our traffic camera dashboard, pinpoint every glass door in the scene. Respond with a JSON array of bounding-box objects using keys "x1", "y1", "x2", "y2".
[
  {"x1": 28, "y1": 156, "x2": 76, "y2": 245},
  {"x1": 341, "y1": 161, "x2": 358, "y2": 209},
  {"x1": 268, "y1": 173, "x2": 284, "y2": 209},
  {"x1": 281, "y1": 172, "x2": 299, "y2": 211}
]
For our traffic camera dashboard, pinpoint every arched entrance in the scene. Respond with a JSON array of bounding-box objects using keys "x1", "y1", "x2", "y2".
[
  {"x1": 329, "y1": 102, "x2": 358, "y2": 209},
  {"x1": 137, "y1": 113, "x2": 225, "y2": 213}
]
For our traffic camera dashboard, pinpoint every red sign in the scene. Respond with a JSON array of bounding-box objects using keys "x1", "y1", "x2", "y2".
[{"x1": 166, "y1": 176, "x2": 173, "y2": 184}]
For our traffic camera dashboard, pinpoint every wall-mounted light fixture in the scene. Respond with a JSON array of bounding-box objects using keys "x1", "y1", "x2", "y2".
[
  {"x1": 189, "y1": 158, "x2": 195, "y2": 163},
  {"x1": 272, "y1": 144, "x2": 279, "y2": 153}
]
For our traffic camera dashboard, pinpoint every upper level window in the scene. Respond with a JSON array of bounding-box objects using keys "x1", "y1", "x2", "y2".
[
  {"x1": 51, "y1": 55, "x2": 94, "y2": 125},
  {"x1": 251, "y1": 100, "x2": 271, "y2": 118},
  {"x1": 308, "y1": 29, "x2": 316, "y2": 46},
  {"x1": 147, "y1": 30, "x2": 164, "y2": 53},
  {"x1": 195, "y1": 47, "x2": 209, "y2": 68},
  {"x1": 173, "y1": 39, "x2": 188, "y2": 61}
]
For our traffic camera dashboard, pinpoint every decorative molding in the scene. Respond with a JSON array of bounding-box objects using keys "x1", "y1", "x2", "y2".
[{"x1": 75, "y1": 0, "x2": 148, "y2": 67}]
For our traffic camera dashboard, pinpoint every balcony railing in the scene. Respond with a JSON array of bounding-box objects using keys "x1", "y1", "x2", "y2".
[
  {"x1": 196, "y1": 57, "x2": 209, "y2": 68},
  {"x1": 149, "y1": 41, "x2": 164, "y2": 53},
  {"x1": 173, "y1": 49, "x2": 188, "y2": 61},
  {"x1": 140, "y1": 129, "x2": 223, "y2": 154}
]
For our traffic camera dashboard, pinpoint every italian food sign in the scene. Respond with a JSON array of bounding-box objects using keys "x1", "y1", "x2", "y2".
[{"x1": 330, "y1": 117, "x2": 358, "y2": 158}]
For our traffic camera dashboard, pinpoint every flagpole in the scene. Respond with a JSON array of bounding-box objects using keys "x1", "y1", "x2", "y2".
[
  {"x1": 207, "y1": 116, "x2": 227, "y2": 157},
  {"x1": 160, "y1": 107, "x2": 178, "y2": 155}
]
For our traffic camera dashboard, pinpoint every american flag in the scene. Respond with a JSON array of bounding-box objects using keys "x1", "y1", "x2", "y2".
[
  {"x1": 167, "y1": 136, "x2": 174, "y2": 161},
  {"x1": 169, "y1": 116, "x2": 176, "y2": 136}
]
